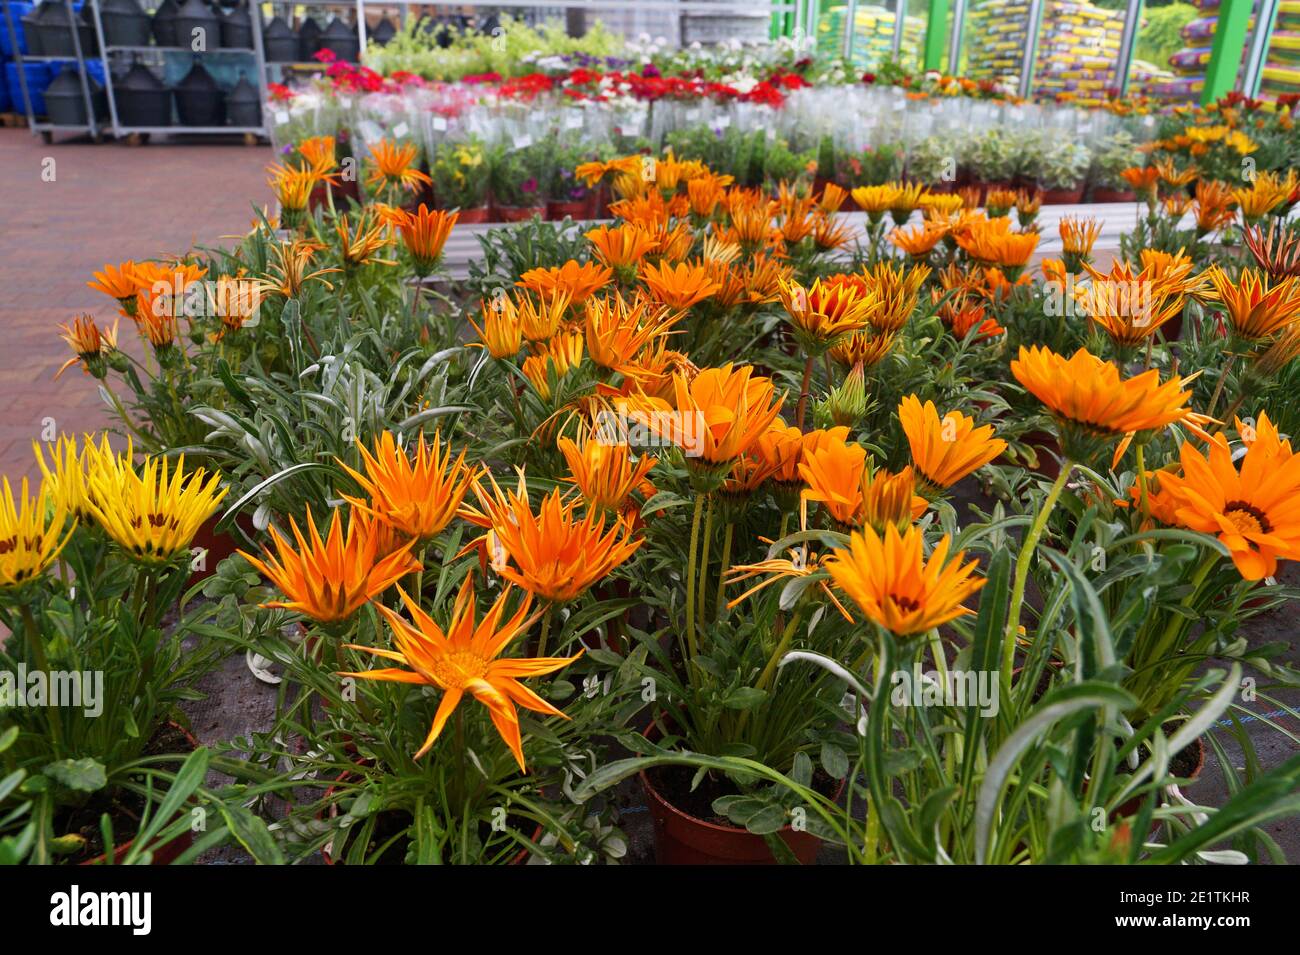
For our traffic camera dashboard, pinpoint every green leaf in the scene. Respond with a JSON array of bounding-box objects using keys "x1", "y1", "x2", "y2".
[
  {"x1": 820, "y1": 742, "x2": 850, "y2": 780},
  {"x1": 43, "y1": 758, "x2": 107, "y2": 793},
  {"x1": 721, "y1": 686, "x2": 768, "y2": 710}
]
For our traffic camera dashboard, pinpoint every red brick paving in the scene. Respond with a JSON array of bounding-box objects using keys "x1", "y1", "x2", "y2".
[{"x1": 0, "y1": 128, "x2": 271, "y2": 482}]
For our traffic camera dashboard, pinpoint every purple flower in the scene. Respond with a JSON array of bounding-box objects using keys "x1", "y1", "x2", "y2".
[
  {"x1": 642, "y1": 63, "x2": 661, "y2": 78},
  {"x1": 522, "y1": 178, "x2": 538, "y2": 194}
]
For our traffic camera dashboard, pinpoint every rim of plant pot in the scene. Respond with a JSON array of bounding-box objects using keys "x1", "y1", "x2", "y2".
[
  {"x1": 1090, "y1": 187, "x2": 1136, "y2": 203},
  {"x1": 546, "y1": 198, "x2": 590, "y2": 221},
  {"x1": 450, "y1": 205, "x2": 490, "y2": 224},
  {"x1": 78, "y1": 720, "x2": 199, "y2": 866},
  {"x1": 493, "y1": 203, "x2": 546, "y2": 223},
  {"x1": 1039, "y1": 185, "x2": 1085, "y2": 205},
  {"x1": 638, "y1": 721, "x2": 841, "y2": 865}
]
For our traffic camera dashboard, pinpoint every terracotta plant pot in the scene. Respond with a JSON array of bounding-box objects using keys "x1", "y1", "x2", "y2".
[
  {"x1": 79, "y1": 721, "x2": 199, "y2": 866},
  {"x1": 493, "y1": 204, "x2": 546, "y2": 223},
  {"x1": 546, "y1": 198, "x2": 591, "y2": 221},
  {"x1": 453, "y1": 206, "x2": 490, "y2": 224},
  {"x1": 1091, "y1": 187, "x2": 1136, "y2": 203},
  {"x1": 187, "y1": 513, "x2": 255, "y2": 587},
  {"x1": 640, "y1": 764, "x2": 828, "y2": 865},
  {"x1": 1040, "y1": 185, "x2": 1085, "y2": 205}
]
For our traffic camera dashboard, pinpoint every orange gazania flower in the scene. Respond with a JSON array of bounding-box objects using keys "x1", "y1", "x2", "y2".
[
  {"x1": 296, "y1": 135, "x2": 338, "y2": 176},
  {"x1": 88, "y1": 261, "x2": 147, "y2": 310},
  {"x1": 266, "y1": 162, "x2": 323, "y2": 218},
  {"x1": 1193, "y1": 180, "x2": 1237, "y2": 235},
  {"x1": 890, "y1": 222, "x2": 946, "y2": 258},
  {"x1": 1202, "y1": 266, "x2": 1300, "y2": 342},
  {"x1": 957, "y1": 217, "x2": 1039, "y2": 272},
  {"x1": 1156, "y1": 430, "x2": 1300, "y2": 580},
  {"x1": 340, "y1": 430, "x2": 477, "y2": 542},
  {"x1": 1059, "y1": 215, "x2": 1102, "y2": 270},
  {"x1": 393, "y1": 204, "x2": 457, "y2": 274},
  {"x1": 622, "y1": 363, "x2": 784, "y2": 465},
  {"x1": 1234, "y1": 170, "x2": 1296, "y2": 224},
  {"x1": 335, "y1": 210, "x2": 396, "y2": 268},
  {"x1": 558, "y1": 432, "x2": 656, "y2": 514},
  {"x1": 583, "y1": 291, "x2": 674, "y2": 370},
  {"x1": 1120, "y1": 166, "x2": 1161, "y2": 200},
  {"x1": 471, "y1": 474, "x2": 643, "y2": 603},
  {"x1": 898, "y1": 395, "x2": 1007, "y2": 492},
  {"x1": 239, "y1": 506, "x2": 419, "y2": 623},
  {"x1": 818, "y1": 182, "x2": 848, "y2": 214},
  {"x1": 640, "y1": 259, "x2": 722, "y2": 311},
  {"x1": 519, "y1": 260, "x2": 612, "y2": 304},
  {"x1": 57, "y1": 314, "x2": 118, "y2": 379},
  {"x1": 586, "y1": 223, "x2": 658, "y2": 269},
  {"x1": 1010, "y1": 346, "x2": 1196, "y2": 456},
  {"x1": 341, "y1": 574, "x2": 579, "y2": 769},
  {"x1": 253, "y1": 239, "x2": 339, "y2": 299},
  {"x1": 825, "y1": 523, "x2": 984, "y2": 636},
  {"x1": 1076, "y1": 259, "x2": 1188, "y2": 346},
  {"x1": 799, "y1": 434, "x2": 927, "y2": 531},
  {"x1": 828, "y1": 329, "x2": 896, "y2": 368},
  {"x1": 365, "y1": 139, "x2": 432, "y2": 194}
]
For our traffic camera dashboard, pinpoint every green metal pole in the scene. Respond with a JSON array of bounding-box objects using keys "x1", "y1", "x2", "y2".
[
  {"x1": 1201, "y1": 0, "x2": 1253, "y2": 105},
  {"x1": 924, "y1": 0, "x2": 950, "y2": 71}
]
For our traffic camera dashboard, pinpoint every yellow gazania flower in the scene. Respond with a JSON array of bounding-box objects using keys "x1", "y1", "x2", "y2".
[
  {"x1": 469, "y1": 295, "x2": 524, "y2": 359},
  {"x1": 586, "y1": 223, "x2": 658, "y2": 269},
  {"x1": 33, "y1": 432, "x2": 120, "y2": 524},
  {"x1": 1154, "y1": 158, "x2": 1197, "y2": 189},
  {"x1": 640, "y1": 259, "x2": 722, "y2": 311},
  {"x1": 777, "y1": 275, "x2": 877, "y2": 346},
  {"x1": 56, "y1": 314, "x2": 118, "y2": 379},
  {"x1": 1075, "y1": 260, "x2": 1188, "y2": 346},
  {"x1": 1202, "y1": 266, "x2": 1300, "y2": 342},
  {"x1": 341, "y1": 574, "x2": 579, "y2": 770},
  {"x1": 919, "y1": 192, "x2": 964, "y2": 216},
  {"x1": 516, "y1": 289, "x2": 573, "y2": 343},
  {"x1": 799, "y1": 434, "x2": 927, "y2": 531},
  {"x1": 88, "y1": 261, "x2": 147, "y2": 311},
  {"x1": 851, "y1": 184, "x2": 900, "y2": 224},
  {"x1": 392, "y1": 204, "x2": 457, "y2": 274},
  {"x1": 86, "y1": 448, "x2": 228, "y2": 565},
  {"x1": 365, "y1": 139, "x2": 432, "y2": 193},
  {"x1": 239, "y1": 506, "x2": 419, "y2": 623},
  {"x1": 340, "y1": 430, "x2": 477, "y2": 542},
  {"x1": 984, "y1": 188, "x2": 1019, "y2": 217},
  {"x1": 725, "y1": 543, "x2": 854, "y2": 621},
  {"x1": 470, "y1": 473, "x2": 643, "y2": 603},
  {"x1": 825, "y1": 523, "x2": 985, "y2": 636},
  {"x1": 861, "y1": 261, "x2": 930, "y2": 333},
  {"x1": 253, "y1": 239, "x2": 339, "y2": 299},
  {"x1": 622, "y1": 363, "x2": 784, "y2": 465},
  {"x1": 1015, "y1": 189, "x2": 1042, "y2": 221},
  {"x1": 740, "y1": 252, "x2": 791, "y2": 305},
  {"x1": 0, "y1": 476, "x2": 72, "y2": 590},
  {"x1": 1156, "y1": 431, "x2": 1300, "y2": 580},
  {"x1": 266, "y1": 162, "x2": 322, "y2": 216},
  {"x1": 1233, "y1": 170, "x2": 1296, "y2": 224},
  {"x1": 1010, "y1": 346, "x2": 1195, "y2": 458},
  {"x1": 521, "y1": 333, "x2": 584, "y2": 400},
  {"x1": 890, "y1": 222, "x2": 946, "y2": 258},
  {"x1": 828, "y1": 329, "x2": 896, "y2": 368},
  {"x1": 583, "y1": 292, "x2": 674, "y2": 370},
  {"x1": 558, "y1": 432, "x2": 656, "y2": 514},
  {"x1": 519, "y1": 260, "x2": 612, "y2": 305},
  {"x1": 335, "y1": 210, "x2": 396, "y2": 269},
  {"x1": 898, "y1": 395, "x2": 1007, "y2": 492}
]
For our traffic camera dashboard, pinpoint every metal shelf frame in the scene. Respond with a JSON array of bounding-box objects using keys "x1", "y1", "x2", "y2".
[{"x1": 2, "y1": 0, "x2": 105, "y2": 140}]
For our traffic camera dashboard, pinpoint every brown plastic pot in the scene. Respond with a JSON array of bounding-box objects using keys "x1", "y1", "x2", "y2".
[
  {"x1": 1091, "y1": 187, "x2": 1136, "y2": 203},
  {"x1": 308, "y1": 176, "x2": 361, "y2": 212},
  {"x1": 494, "y1": 204, "x2": 546, "y2": 223},
  {"x1": 1112, "y1": 735, "x2": 1206, "y2": 821},
  {"x1": 1040, "y1": 185, "x2": 1085, "y2": 205},
  {"x1": 79, "y1": 721, "x2": 198, "y2": 866}
]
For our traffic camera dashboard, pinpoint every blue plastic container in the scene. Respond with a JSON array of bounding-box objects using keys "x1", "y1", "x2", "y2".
[
  {"x1": 5, "y1": 60, "x2": 52, "y2": 115},
  {"x1": 1, "y1": 1, "x2": 34, "y2": 56}
]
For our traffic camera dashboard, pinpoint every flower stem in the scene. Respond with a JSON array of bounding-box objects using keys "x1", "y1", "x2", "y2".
[
  {"x1": 715, "y1": 521, "x2": 734, "y2": 621},
  {"x1": 21, "y1": 603, "x2": 63, "y2": 756},
  {"x1": 537, "y1": 605, "x2": 554, "y2": 659},
  {"x1": 1002, "y1": 463, "x2": 1072, "y2": 679},
  {"x1": 795, "y1": 354, "x2": 815, "y2": 431},
  {"x1": 684, "y1": 493, "x2": 704, "y2": 666},
  {"x1": 697, "y1": 496, "x2": 715, "y2": 647},
  {"x1": 1206, "y1": 353, "x2": 1236, "y2": 419}
]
